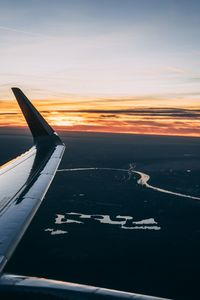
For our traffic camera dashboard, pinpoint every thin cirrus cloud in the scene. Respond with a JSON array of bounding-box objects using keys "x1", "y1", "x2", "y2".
[{"x1": 59, "y1": 108, "x2": 200, "y2": 118}]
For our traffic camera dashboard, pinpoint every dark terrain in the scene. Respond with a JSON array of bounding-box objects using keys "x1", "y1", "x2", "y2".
[{"x1": 1, "y1": 129, "x2": 200, "y2": 300}]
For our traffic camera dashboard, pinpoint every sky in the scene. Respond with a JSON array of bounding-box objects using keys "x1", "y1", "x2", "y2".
[{"x1": 1, "y1": 0, "x2": 200, "y2": 136}]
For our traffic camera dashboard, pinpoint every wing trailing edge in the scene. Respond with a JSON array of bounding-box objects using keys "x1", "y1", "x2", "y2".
[{"x1": 0, "y1": 274, "x2": 171, "y2": 300}]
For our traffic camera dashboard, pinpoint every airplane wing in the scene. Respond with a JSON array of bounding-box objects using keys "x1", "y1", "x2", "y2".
[
  {"x1": 0, "y1": 89, "x2": 170, "y2": 300},
  {"x1": 0, "y1": 88, "x2": 65, "y2": 273}
]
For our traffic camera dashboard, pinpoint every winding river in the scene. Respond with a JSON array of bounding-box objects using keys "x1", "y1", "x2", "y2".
[{"x1": 58, "y1": 167, "x2": 200, "y2": 201}]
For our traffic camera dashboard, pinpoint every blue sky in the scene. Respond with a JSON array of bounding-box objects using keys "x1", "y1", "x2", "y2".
[{"x1": 0, "y1": 0, "x2": 200, "y2": 104}]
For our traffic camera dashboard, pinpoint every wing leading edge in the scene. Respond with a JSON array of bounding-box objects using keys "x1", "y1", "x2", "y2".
[{"x1": 0, "y1": 88, "x2": 65, "y2": 273}]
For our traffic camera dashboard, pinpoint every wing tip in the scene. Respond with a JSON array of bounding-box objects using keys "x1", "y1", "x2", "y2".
[
  {"x1": 11, "y1": 87, "x2": 63, "y2": 146},
  {"x1": 11, "y1": 87, "x2": 21, "y2": 91},
  {"x1": 11, "y1": 87, "x2": 24, "y2": 96}
]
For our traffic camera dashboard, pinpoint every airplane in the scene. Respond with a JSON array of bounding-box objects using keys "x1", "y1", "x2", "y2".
[{"x1": 0, "y1": 88, "x2": 170, "y2": 299}]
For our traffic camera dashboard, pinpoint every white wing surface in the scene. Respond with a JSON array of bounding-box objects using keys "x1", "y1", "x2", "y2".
[{"x1": 0, "y1": 88, "x2": 65, "y2": 272}]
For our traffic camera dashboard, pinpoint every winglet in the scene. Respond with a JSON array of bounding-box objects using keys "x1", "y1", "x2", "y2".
[{"x1": 12, "y1": 88, "x2": 62, "y2": 145}]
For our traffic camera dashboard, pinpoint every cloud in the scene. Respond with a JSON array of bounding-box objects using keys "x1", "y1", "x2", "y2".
[
  {"x1": 0, "y1": 112, "x2": 18, "y2": 115},
  {"x1": 46, "y1": 107, "x2": 200, "y2": 119},
  {"x1": 0, "y1": 25, "x2": 48, "y2": 38}
]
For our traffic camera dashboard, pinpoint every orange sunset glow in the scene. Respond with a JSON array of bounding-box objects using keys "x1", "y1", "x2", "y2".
[{"x1": 1, "y1": 96, "x2": 200, "y2": 137}]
